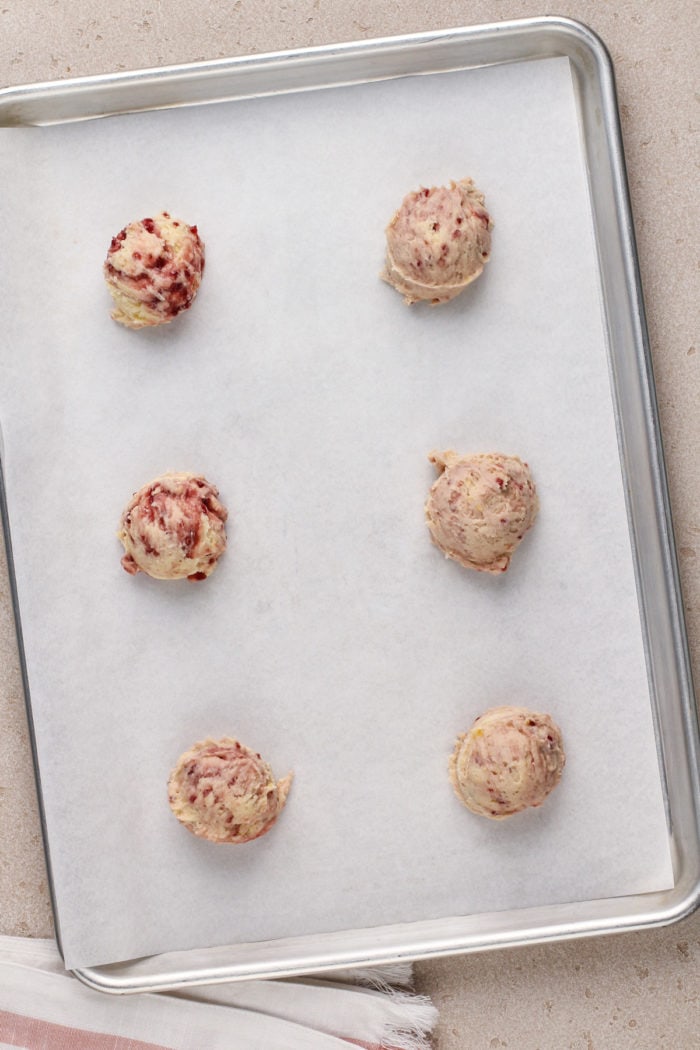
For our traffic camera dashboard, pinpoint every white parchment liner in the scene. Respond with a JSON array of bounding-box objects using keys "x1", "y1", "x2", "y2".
[{"x1": 0, "y1": 56, "x2": 672, "y2": 970}]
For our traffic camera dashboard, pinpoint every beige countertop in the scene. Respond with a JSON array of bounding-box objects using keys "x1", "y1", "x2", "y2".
[{"x1": 0, "y1": 3, "x2": 698, "y2": 1046}]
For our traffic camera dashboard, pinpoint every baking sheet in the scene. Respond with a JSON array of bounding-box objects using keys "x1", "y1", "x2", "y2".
[{"x1": 0, "y1": 53, "x2": 673, "y2": 971}]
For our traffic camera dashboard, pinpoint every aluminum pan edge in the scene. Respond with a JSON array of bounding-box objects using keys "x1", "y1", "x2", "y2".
[
  {"x1": 0, "y1": 17, "x2": 618, "y2": 126},
  {"x1": 1, "y1": 16, "x2": 697, "y2": 992},
  {"x1": 72, "y1": 879, "x2": 700, "y2": 995},
  {"x1": 0, "y1": 436, "x2": 64, "y2": 966}
]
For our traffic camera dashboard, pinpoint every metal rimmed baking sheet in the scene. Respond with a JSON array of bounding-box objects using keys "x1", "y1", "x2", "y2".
[{"x1": 0, "y1": 17, "x2": 698, "y2": 993}]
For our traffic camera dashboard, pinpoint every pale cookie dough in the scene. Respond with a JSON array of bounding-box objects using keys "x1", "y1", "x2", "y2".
[
  {"x1": 118, "y1": 472, "x2": 227, "y2": 580},
  {"x1": 450, "y1": 706, "x2": 565, "y2": 819},
  {"x1": 168, "y1": 737, "x2": 293, "y2": 844},
  {"x1": 425, "y1": 450, "x2": 538, "y2": 574},
  {"x1": 104, "y1": 211, "x2": 205, "y2": 328},
  {"x1": 381, "y1": 178, "x2": 492, "y2": 305}
]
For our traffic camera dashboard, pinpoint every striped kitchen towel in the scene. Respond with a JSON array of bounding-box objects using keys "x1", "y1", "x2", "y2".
[{"x1": 0, "y1": 936, "x2": 437, "y2": 1049}]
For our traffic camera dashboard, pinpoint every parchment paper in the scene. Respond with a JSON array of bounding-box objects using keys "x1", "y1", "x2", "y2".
[{"x1": 0, "y1": 55, "x2": 673, "y2": 970}]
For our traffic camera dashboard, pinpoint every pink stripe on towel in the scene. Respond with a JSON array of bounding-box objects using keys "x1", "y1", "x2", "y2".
[{"x1": 0, "y1": 1009, "x2": 173, "y2": 1050}]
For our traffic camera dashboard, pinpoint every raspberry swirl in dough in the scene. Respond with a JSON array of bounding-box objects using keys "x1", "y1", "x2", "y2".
[
  {"x1": 168, "y1": 737, "x2": 293, "y2": 844},
  {"x1": 425, "y1": 450, "x2": 538, "y2": 574},
  {"x1": 118, "y1": 472, "x2": 227, "y2": 581},
  {"x1": 382, "y1": 178, "x2": 492, "y2": 305},
  {"x1": 449, "y1": 706, "x2": 565, "y2": 820},
  {"x1": 104, "y1": 211, "x2": 205, "y2": 329}
]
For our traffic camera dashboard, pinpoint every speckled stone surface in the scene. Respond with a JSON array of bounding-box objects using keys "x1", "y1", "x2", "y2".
[{"x1": 0, "y1": 3, "x2": 698, "y2": 1047}]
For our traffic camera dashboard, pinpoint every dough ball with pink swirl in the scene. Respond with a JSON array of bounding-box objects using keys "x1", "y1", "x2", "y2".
[
  {"x1": 104, "y1": 211, "x2": 204, "y2": 329},
  {"x1": 382, "y1": 178, "x2": 492, "y2": 305},
  {"x1": 168, "y1": 737, "x2": 293, "y2": 844},
  {"x1": 449, "y1": 706, "x2": 565, "y2": 819},
  {"x1": 118, "y1": 471, "x2": 227, "y2": 581},
  {"x1": 425, "y1": 450, "x2": 538, "y2": 574}
]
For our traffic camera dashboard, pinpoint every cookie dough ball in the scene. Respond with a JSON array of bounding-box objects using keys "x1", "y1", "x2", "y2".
[
  {"x1": 168, "y1": 737, "x2": 293, "y2": 844},
  {"x1": 425, "y1": 451, "x2": 538, "y2": 574},
  {"x1": 104, "y1": 211, "x2": 205, "y2": 328},
  {"x1": 118, "y1": 472, "x2": 227, "y2": 580},
  {"x1": 450, "y1": 706, "x2": 565, "y2": 819},
  {"x1": 382, "y1": 178, "x2": 492, "y2": 305}
]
